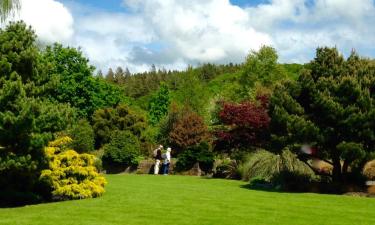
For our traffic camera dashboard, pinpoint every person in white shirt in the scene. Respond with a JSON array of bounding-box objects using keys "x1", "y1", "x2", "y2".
[{"x1": 162, "y1": 147, "x2": 171, "y2": 175}]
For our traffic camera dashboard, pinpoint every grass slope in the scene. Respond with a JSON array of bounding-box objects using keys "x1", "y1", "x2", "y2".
[{"x1": 1, "y1": 175, "x2": 375, "y2": 225}]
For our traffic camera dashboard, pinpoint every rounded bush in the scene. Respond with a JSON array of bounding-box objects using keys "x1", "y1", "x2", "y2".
[
  {"x1": 176, "y1": 142, "x2": 214, "y2": 173},
  {"x1": 39, "y1": 137, "x2": 107, "y2": 201},
  {"x1": 102, "y1": 130, "x2": 141, "y2": 172}
]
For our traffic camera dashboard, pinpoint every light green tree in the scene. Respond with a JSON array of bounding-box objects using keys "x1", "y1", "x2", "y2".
[
  {"x1": 240, "y1": 46, "x2": 287, "y2": 99},
  {"x1": 149, "y1": 83, "x2": 170, "y2": 125}
]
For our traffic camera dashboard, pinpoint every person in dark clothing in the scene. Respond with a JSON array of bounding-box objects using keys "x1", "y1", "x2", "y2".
[{"x1": 153, "y1": 145, "x2": 163, "y2": 174}]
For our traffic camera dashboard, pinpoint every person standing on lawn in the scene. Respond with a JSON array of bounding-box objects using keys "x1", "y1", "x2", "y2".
[
  {"x1": 162, "y1": 147, "x2": 172, "y2": 175},
  {"x1": 153, "y1": 145, "x2": 163, "y2": 175}
]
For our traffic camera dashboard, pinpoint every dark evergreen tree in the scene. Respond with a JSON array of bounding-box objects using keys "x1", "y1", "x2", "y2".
[
  {"x1": 269, "y1": 47, "x2": 375, "y2": 183},
  {"x1": 92, "y1": 104, "x2": 147, "y2": 149},
  {"x1": 0, "y1": 22, "x2": 92, "y2": 204}
]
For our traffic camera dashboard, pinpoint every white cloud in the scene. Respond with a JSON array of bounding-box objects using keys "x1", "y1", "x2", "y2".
[
  {"x1": 244, "y1": 0, "x2": 375, "y2": 62},
  {"x1": 66, "y1": 0, "x2": 272, "y2": 72},
  {"x1": 123, "y1": 0, "x2": 272, "y2": 62},
  {"x1": 13, "y1": 0, "x2": 74, "y2": 43},
  {"x1": 8, "y1": 0, "x2": 375, "y2": 72}
]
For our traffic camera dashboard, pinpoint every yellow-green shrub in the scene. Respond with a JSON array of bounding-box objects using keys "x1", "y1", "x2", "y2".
[{"x1": 40, "y1": 137, "x2": 107, "y2": 200}]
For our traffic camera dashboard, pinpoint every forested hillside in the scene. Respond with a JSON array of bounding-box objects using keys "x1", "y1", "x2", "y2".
[{"x1": 102, "y1": 56, "x2": 304, "y2": 119}]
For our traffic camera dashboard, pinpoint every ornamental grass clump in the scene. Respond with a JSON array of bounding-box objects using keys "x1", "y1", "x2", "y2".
[
  {"x1": 40, "y1": 137, "x2": 107, "y2": 201},
  {"x1": 241, "y1": 149, "x2": 314, "y2": 182}
]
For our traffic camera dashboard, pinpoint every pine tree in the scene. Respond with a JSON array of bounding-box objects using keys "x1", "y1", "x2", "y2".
[
  {"x1": 114, "y1": 66, "x2": 124, "y2": 84},
  {"x1": 269, "y1": 47, "x2": 375, "y2": 183},
  {"x1": 106, "y1": 68, "x2": 115, "y2": 83}
]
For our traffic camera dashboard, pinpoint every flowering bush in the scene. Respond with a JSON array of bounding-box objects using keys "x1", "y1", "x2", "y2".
[{"x1": 40, "y1": 137, "x2": 107, "y2": 200}]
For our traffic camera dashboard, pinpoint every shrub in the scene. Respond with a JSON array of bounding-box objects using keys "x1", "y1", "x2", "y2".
[
  {"x1": 241, "y1": 149, "x2": 314, "y2": 182},
  {"x1": 91, "y1": 149, "x2": 105, "y2": 172},
  {"x1": 363, "y1": 160, "x2": 375, "y2": 180},
  {"x1": 39, "y1": 137, "x2": 107, "y2": 201},
  {"x1": 67, "y1": 119, "x2": 95, "y2": 153},
  {"x1": 175, "y1": 142, "x2": 214, "y2": 173},
  {"x1": 0, "y1": 76, "x2": 75, "y2": 203},
  {"x1": 92, "y1": 104, "x2": 146, "y2": 149},
  {"x1": 213, "y1": 158, "x2": 242, "y2": 179},
  {"x1": 169, "y1": 110, "x2": 210, "y2": 153},
  {"x1": 102, "y1": 131, "x2": 141, "y2": 172}
]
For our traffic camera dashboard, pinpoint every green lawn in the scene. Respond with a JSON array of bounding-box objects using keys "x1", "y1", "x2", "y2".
[{"x1": 1, "y1": 175, "x2": 375, "y2": 225}]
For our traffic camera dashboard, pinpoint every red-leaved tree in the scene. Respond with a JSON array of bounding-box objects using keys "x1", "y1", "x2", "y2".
[
  {"x1": 169, "y1": 110, "x2": 210, "y2": 153},
  {"x1": 214, "y1": 95, "x2": 270, "y2": 153}
]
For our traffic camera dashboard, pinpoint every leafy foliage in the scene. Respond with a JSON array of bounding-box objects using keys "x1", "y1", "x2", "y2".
[
  {"x1": 175, "y1": 70, "x2": 209, "y2": 116},
  {"x1": 169, "y1": 109, "x2": 210, "y2": 152},
  {"x1": 66, "y1": 119, "x2": 95, "y2": 153},
  {"x1": 43, "y1": 44, "x2": 123, "y2": 118},
  {"x1": 157, "y1": 102, "x2": 181, "y2": 145},
  {"x1": 269, "y1": 47, "x2": 375, "y2": 182},
  {"x1": 102, "y1": 131, "x2": 141, "y2": 171},
  {"x1": 148, "y1": 83, "x2": 170, "y2": 125},
  {"x1": 175, "y1": 142, "x2": 214, "y2": 173},
  {"x1": 40, "y1": 137, "x2": 106, "y2": 200},
  {"x1": 92, "y1": 104, "x2": 147, "y2": 149},
  {"x1": 240, "y1": 46, "x2": 287, "y2": 99},
  {"x1": 0, "y1": 72, "x2": 74, "y2": 200},
  {"x1": 0, "y1": 22, "x2": 42, "y2": 83},
  {"x1": 214, "y1": 98, "x2": 270, "y2": 154}
]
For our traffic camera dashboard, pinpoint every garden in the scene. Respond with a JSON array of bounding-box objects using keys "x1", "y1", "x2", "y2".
[{"x1": 1, "y1": 6, "x2": 375, "y2": 225}]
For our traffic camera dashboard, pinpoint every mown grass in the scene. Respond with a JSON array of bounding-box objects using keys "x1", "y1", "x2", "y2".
[{"x1": 1, "y1": 175, "x2": 375, "y2": 225}]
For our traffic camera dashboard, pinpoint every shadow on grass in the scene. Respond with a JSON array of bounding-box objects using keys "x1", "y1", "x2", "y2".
[
  {"x1": 0, "y1": 194, "x2": 42, "y2": 208},
  {"x1": 239, "y1": 181, "x2": 368, "y2": 196},
  {"x1": 239, "y1": 183, "x2": 284, "y2": 193}
]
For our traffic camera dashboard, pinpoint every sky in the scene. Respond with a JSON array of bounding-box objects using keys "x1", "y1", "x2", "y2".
[{"x1": 8, "y1": 0, "x2": 375, "y2": 73}]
